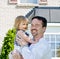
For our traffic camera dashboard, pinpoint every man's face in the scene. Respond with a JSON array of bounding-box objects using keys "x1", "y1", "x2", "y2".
[{"x1": 31, "y1": 18, "x2": 46, "y2": 37}]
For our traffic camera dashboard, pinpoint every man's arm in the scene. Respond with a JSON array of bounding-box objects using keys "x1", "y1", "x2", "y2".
[
  {"x1": 11, "y1": 47, "x2": 33, "y2": 59},
  {"x1": 10, "y1": 50, "x2": 23, "y2": 59},
  {"x1": 17, "y1": 30, "x2": 36, "y2": 44},
  {"x1": 21, "y1": 42, "x2": 51, "y2": 59},
  {"x1": 12, "y1": 52, "x2": 23, "y2": 59},
  {"x1": 21, "y1": 47, "x2": 34, "y2": 59}
]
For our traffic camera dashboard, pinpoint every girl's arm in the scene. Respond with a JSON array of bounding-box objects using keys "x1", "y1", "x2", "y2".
[{"x1": 17, "y1": 30, "x2": 37, "y2": 44}]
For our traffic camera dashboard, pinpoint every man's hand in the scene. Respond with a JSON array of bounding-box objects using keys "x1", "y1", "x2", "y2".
[{"x1": 12, "y1": 50, "x2": 23, "y2": 59}]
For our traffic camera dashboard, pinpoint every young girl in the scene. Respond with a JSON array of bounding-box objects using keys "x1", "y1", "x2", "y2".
[{"x1": 9, "y1": 16, "x2": 37, "y2": 59}]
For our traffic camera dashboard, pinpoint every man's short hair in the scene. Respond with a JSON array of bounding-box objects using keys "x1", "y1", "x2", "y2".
[{"x1": 31, "y1": 16, "x2": 47, "y2": 27}]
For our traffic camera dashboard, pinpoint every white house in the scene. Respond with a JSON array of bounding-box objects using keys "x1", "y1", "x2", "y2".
[{"x1": 0, "y1": 0, "x2": 60, "y2": 58}]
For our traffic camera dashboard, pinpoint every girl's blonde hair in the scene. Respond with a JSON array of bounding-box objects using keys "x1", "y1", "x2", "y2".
[{"x1": 14, "y1": 16, "x2": 28, "y2": 30}]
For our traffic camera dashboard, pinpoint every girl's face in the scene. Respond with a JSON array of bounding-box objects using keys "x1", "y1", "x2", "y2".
[{"x1": 19, "y1": 21, "x2": 28, "y2": 31}]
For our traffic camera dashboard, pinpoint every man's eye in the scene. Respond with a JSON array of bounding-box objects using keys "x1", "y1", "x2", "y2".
[
  {"x1": 23, "y1": 24, "x2": 25, "y2": 25},
  {"x1": 26, "y1": 24, "x2": 28, "y2": 25}
]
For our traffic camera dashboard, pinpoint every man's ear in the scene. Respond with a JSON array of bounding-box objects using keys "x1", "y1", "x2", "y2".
[{"x1": 43, "y1": 27, "x2": 46, "y2": 32}]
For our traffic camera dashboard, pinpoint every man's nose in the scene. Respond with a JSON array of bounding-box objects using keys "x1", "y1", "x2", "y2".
[{"x1": 31, "y1": 26, "x2": 36, "y2": 29}]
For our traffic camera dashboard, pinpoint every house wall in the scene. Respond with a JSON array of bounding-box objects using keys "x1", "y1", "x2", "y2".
[
  {"x1": 48, "y1": 0, "x2": 60, "y2": 6},
  {"x1": 0, "y1": 0, "x2": 32, "y2": 48}
]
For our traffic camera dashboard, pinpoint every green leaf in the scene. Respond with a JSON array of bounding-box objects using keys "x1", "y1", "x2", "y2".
[{"x1": 0, "y1": 28, "x2": 16, "y2": 59}]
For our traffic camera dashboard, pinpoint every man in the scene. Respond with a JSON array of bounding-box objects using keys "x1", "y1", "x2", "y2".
[{"x1": 11, "y1": 16, "x2": 51, "y2": 59}]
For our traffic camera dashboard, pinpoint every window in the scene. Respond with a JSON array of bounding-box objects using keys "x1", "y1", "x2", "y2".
[
  {"x1": 17, "y1": 0, "x2": 39, "y2": 7},
  {"x1": 44, "y1": 23, "x2": 60, "y2": 58},
  {"x1": 44, "y1": 33, "x2": 60, "y2": 57}
]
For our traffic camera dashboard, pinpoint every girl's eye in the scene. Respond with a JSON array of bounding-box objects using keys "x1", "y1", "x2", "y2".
[{"x1": 23, "y1": 24, "x2": 28, "y2": 25}]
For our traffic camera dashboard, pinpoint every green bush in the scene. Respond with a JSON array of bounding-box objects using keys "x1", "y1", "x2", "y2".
[{"x1": 0, "y1": 28, "x2": 16, "y2": 59}]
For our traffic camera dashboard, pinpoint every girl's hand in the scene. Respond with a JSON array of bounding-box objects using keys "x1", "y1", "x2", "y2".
[{"x1": 16, "y1": 38, "x2": 24, "y2": 46}]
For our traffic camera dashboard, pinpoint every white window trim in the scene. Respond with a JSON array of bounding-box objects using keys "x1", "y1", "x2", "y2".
[{"x1": 47, "y1": 23, "x2": 60, "y2": 26}]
